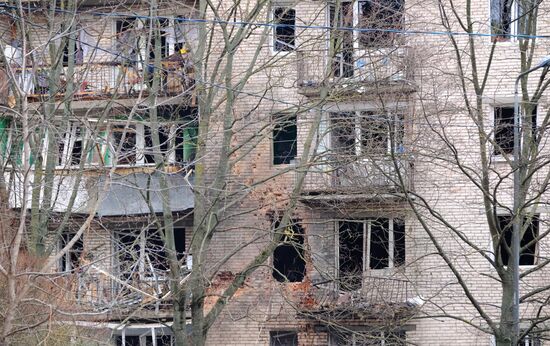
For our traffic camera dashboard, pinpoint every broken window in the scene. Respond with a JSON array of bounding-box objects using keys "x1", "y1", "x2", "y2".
[
  {"x1": 273, "y1": 7, "x2": 296, "y2": 51},
  {"x1": 111, "y1": 125, "x2": 138, "y2": 165},
  {"x1": 493, "y1": 105, "x2": 536, "y2": 155},
  {"x1": 339, "y1": 218, "x2": 405, "y2": 291},
  {"x1": 273, "y1": 220, "x2": 306, "y2": 282},
  {"x1": 147, "y1": 17, "x2": 171, "y2": 60},
  {"x1": 331, "y1": 111, "x2": 404, "y2": 157},
  {"x1": 273, "y1": 114, "x2": 297, "y2": 165},
  {"x1": 358, "y1": 0, "x2": 404, "y2": 47},
  {"x1": 144, "y1": 125, "x2": 171, "y2": 164},
  {"x1": 115, "y1": 17, "x2": 143, "y2": 65},
  {"x1": 116, "y1": 227, "x2": 186, "y2": 279},
  {"x1": 57, "y1": 122, "x2": 84, "y2": 166},
  {"x1": 270, "y1": 331, "x2": 298, "y2": 346},
  {"x1": 490, "y1": 0, "x2": 520, "y2": 41},
  {"x1": 59, "y1": 232, "x2": 83, "y2": 272},
  {"x1": 497, "y1": 215, "x2": 538, "y2": 266},
  {"x1": 329, "y1": 2, "x2": 354, "y2": 78}
]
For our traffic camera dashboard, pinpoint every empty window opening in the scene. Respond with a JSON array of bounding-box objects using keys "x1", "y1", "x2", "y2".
[
  {"x1": 490, "y1": 0, "x2": 520, "y2": 41},
  {"x1": 273, "y1": 114, "x2": 297, "y2": 165},
  {"x1": 59, "y1": 232, "x2": 83, "y2": 272},
  {"x1": 331, "y1": 112, "x2": 404, "y2": 156},
  {"x1": 339, "y1": 218, "x2": 405, "y2": 291},
  {"x1": 111, "y1": 125, "x2": 138, "y2": 165},
  {"x1": 358, "y1": 0, "x2": 404, "y2": 47},
  {"x1": 115, "y1": 17, "x2": 142, "y2": 65},
  {"x1": 493, "y1": 106, "x2": 536, "y2": 155},
  {"x1": 148, "y1": 17, "x2": 171, "y2": 60},
  {"x1": 273, "y1": 7, "x2": 296, "y2": 51},
  {"x1": 273, "y1": 221, "x2": 306, "y2": 282},
  {"x1": 144, "y1": 126, "x2": 171, "y2": 164},
  {"x1": 270, "y1": 331, "x2": 298, "y2": 346},
  {"x1": 57, "y1": 123, "x2": 84, "y2": 166},
  {"x1": 329, "y1": 2, "x2": 354, "y2": 78},
  {"x1": 116, "y1": 227, "x2": 186, "y2": 279},
  {"x1": 498, "y1": 215, "x2": 538, "y2": 266}
]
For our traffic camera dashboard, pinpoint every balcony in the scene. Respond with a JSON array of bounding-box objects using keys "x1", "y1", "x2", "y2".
[
  {"x1": 300, "y1": 156, "x2": 411, "y2": 198},
  {"x1": 0, "y1": 59, "x2": 194, "y2": 106},
  {"x1": 298, "y1": 276, "x2": 416, "y2": 321},
  {"x1": 296, "y1": 47, "x2": 416, "y2": 98}
]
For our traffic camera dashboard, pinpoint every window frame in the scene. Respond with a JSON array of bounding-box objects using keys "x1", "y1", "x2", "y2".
[
  {"x1": 272, "y1": 219, "x2": 306, "y2": 283},
  {"x1": 272, "y1": 113, "x2": 298, "y2": 165},
  {"x1": 58, "y1": 232, "x2": 84, "y2": 273},
  {"x1": 491, "y1": 104, "x2": 537, "y2": 158},
  {"x1": 105, "y1": 121, "x2": 196, "y2": 167},
  {"x1": 115, "y1": 227, "x2": 187, "y2": 281},
  {"x1": 271, "y1": 5, "x2": 296, "y2": 53},
  {"x1": 337, "y1": 218, "x2": 406, "y2": 291},
  {"x1": 330, "y1": 111, "x2": 404, "y2": 157},
  {"x1": 490, "y1": 0, "x2": 522, "y2": 42},
  {"x1": 496, "y1": 214, "x2": 539, "y2": 267},
  {"x1": 269, "y1": 330, "x2": 298, "y2": 346}
]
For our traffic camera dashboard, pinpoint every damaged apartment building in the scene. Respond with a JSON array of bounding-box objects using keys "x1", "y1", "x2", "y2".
[{"x1": 1, "y1": 0, "x2": 550, "y2": 345}]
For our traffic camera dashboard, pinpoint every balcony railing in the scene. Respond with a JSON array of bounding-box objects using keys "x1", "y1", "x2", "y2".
[
  {"x1": 296, "y1": 47, "x2": 413, "y2": 96},
  {"x1": 299, "y1": 276, "x2": 416, "y2": 319},
  {"x1": 301, "y1": 156, "x2": 411, "y2": 194},
  {"x1": 0, "y1": 60, "x2": 194, "y2": 105}
]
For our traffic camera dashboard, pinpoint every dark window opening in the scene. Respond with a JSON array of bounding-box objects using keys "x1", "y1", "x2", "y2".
[
  {"x1": 112, "y1": 125, "x2": 137, "y2": 165},
  {"x1": 498, "y1": 215, "x2": 539, "y2": 266},
  {"x1": 174, "y1": 227, "x2": 186, "y2": 261},
  {"x1": 331, "y1": 112, "x2": 356, "y2": 156},
  {"x1": 145, "y1": 228, "x2": 167, "y2": 272},
  {"x1": 117, "y1": 227, "x2": 186, "y2": 278},
  {"x1": 273, "y1": 221, "x2": 306, "y2": 282},
  {"x1": 116, "y1": 17, "x2": 141, "y2": 65},
  {"x1": 339, "y1": 221, "x2": 364, "y2": 291},
  {"x1": 494, "y1": 106, "x2": 536, "y2": 155},
  {"x1": 148, "y1": 17, "x2": 171, "y2": 60},
  {"x1": 358, "y1": 0, "x2": 404, "y2": 46},
  {"x1": 361, "y1": 112, "x2": 389, "y2": 155},
  {"x1": 394, "y1": 218, "x2": 406, "y2": 267},
  {"x1": 117, "y1": 231, "x2": 140, "y2": 279},
  {"x1": 370, "y1": 218, "x2": 389, "y2": 269},
  {"x1": 273, "y1": 114, "x2": 297, "y2": 165},
  {"x1": 70, "y1": 127, "x2": 83, "y2": 165},
  {"x1": 491, "y1": 0, "x2": 514, "y2": 41},
  {"x1": 273, "y1": 7, "x2": 296, "y2": 51},
  {"x1": 59, "y1": 232, "x2": 83, "y2": 272},
  {"x1": 270, "y1": 331, "x2": 298, "y2": 346},
  {"x1": 330, "y1": 2, "x2": 354, "y2": 78},
  {"x1": 144, "y1": 126, "x2": 171, "y2": 164},
  {"x1": 115, "y1": 334, "x2": 173, "y2": 346}
]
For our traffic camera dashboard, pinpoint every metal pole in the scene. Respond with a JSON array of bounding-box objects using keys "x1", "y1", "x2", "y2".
[
  {"x1": 512, "y1": 74, "x2": 522, "y2": 346},
  {"x1": 512, "y1": 62, "x2": 549, "y2": 344}
]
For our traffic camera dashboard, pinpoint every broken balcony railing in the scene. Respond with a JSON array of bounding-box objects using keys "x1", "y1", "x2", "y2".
[
  {"x1": 74, "y1": 257, "x2": 191, "y2": 311},
  {"x1": 301, "y1": 276, "x2": 415, "y2": 319},
  {"x1": 0, "y1": 61, "x2": 194, "y2": 104}
]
